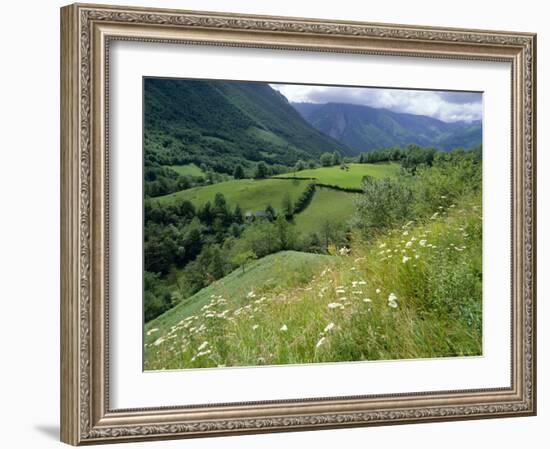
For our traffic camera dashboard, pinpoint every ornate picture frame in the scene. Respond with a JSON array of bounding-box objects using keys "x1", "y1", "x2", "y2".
[{"x1": 60, "y1": 2, "x2": 536, "y2": 445}]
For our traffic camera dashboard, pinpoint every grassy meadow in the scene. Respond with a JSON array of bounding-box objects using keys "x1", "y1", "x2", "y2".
[
  {"x1": 154, "y1": 178, "x2": 311, "y2": 211},
  {"x1": 166, "y1": 163, "x2": 205, "y2": 177},
  {"x1": 277, "y1": 162, "x2": 399, "y2": 188},
  {"x1": 293, "y1": 187, "x2": 358, "y2": 235}
]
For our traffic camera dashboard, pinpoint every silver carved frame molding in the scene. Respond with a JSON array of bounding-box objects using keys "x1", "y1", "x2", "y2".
[{"x1": 60, "y1": 3, "x2": 537, "y2": 445}]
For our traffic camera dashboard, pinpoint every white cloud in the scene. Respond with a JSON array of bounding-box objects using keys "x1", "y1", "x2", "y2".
[{"x1": 270, "y1": 84, "x2": 482, "y2": 123}]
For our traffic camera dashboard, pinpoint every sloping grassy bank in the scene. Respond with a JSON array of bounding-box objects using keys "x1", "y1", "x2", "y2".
[{"x1": 144, "y1": 194, "x2": 481, "y2": 370}]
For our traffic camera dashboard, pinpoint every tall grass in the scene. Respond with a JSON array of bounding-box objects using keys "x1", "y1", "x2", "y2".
[{"x1": 144, "y1": 193, "x2": 482, "y2": 370}]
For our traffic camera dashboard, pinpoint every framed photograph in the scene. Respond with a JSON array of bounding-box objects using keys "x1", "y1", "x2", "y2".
[{"x1": 60, "y1": 3, "x2": 537, "y2": 445}]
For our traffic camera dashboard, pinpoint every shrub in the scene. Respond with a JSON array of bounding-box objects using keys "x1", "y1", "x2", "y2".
[{"x1": 355, "y1": 176, "x2": 414, "y2": 237}]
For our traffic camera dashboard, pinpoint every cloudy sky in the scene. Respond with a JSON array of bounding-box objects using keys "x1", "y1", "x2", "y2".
[{"x1": 270, "y1": 83, "x2": 482, "y2": 123}]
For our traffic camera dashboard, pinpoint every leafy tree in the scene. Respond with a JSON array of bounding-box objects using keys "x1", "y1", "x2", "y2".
[
  {"x1": 233, "y1": 204, "x2": 244, "y2": 224},
  {"x1": 294, "y1": 159, "x2": 306, "y2": 172},
  {"x1": 231, "y1": 249, "x2": 257, "y2": 273},
  {"x1": 319, "y1": 219, "x2": 346, "y2": 250},
  {"x1": 264, "y1": 204, "x2": 277, "y2": 222},
  {"x1": 401, "y1": 145, "x2": 436, "y2": 173},
  {"x1": 212, "y1": 192, "x2": 230, "y2": 225},
  {"x1": 275, "y1": 215, "x2": 297, "y2": 250},
  {"x1": 198, "y1": 201, "x2": 214, "y2": 225},
  {"x1": 233, "y1": 164, "x2": 245, "y2": 179},
  {"x1": 254, "y1": 161, "x2": 269, "y2": 179},
  {"x1": 307, "y1": 159, "x2": 317, "y2": 169},
  {"x1": 304, "y1": 232, "x2": 323, "y2": 253},
  {"x1": 320, "y1": 152, "x2": 333, "y2": 167},
  {"x1": 355, "y1": 176, "x2": 414, "y2": 236},
  {"x1": 233, "y1": 221, "x2": 280, "y2": 258},
  {"x1": 282, "y1": 192, "x2": 294, "y2": 220},
  {"x1": 144, "y1": 271, "x2": 173, "y2": 322},
  {"x1": 214, "y1": 192, "x2": 227, "y2": 209},
  {"x1": 331, "y1": 151, "x2": 342, "y2": 166},
  {"x1": 229, "y1": 223, "x2": 242, "y2": 238}
]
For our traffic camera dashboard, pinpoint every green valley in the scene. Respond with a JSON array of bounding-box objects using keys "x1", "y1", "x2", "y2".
[{"x1": 143, "y1": 77, "x2": 483, "y2": 370}]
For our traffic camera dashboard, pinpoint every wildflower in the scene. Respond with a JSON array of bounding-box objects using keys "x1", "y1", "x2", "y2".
[
  {"x1": 358, "y1": 280, "x2": 367, "y2": 285},
  {"x1": 153, "y1": 337, "x2": 165, "y2": 346},
  {"x1": 440, "y1": 195, "x2": 447, "y2": 199},
  {"x1": 197, "y1": 341, "x2": 209, "y2": 351},
  {"x1": 146, "y1": 328, "x2": 159, "y2": 336},
  {"x1": 363, "y1": 298, "x2": 372, "y2": 303},
  {"x1": 252, "y1": 324, "x2": 259, "y2": 331},
  {"x1": 415, "y1": 254, "x2": 420, "y2": 259},
  {"x1": 191, "y1": 349, "x2": 212, "y2": 361},
  {"x1": 402, "y1": 230, "x2": 409, "y2": 236},
  {"x1": 405, "y1": 241, "x2": 413, "y2": 248},
  {"x1": 328, "y1": 302, "x2": 343, "y2": 309},
  {"x1": 336, "y1": 289, "x2": 346, "y2": 294},
  {"x1": 419, "y1": 239, "x2": 427, "y2": 247},
  {"x1": 316, "y1": 337, "x2": 327, "y2": 349},
  {"x1": 280, "y1": 324, "x2": 288, "y2": 332},
  {"x1": 379, "y1": 243, "x2": 387, "y2": 249},
  {"x1": 247, "y1": 290, "x2": 256, "y2": 299},
  {"x1": 402, "y1": 256, "x2": 411, "y2": 263},
  {"x1": 388, "y1": 293, "x2": 398, "y2": 308},
  {"x1": 376, "y1": 288, "x2": 381, "y2": 294},
  {"x1": 339, "y1": 247, "x2": 350, "y2": 255},
  {"x1": 430, "y1": 212, "x2": 439, "y2": 220},
  {"x1": 324, "y1": 322, "x2": 335, "y2": 333}
]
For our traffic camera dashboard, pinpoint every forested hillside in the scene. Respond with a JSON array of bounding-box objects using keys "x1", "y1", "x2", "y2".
[{"x1": 144, "y1": 78, "x2": 350, "y2": 174}]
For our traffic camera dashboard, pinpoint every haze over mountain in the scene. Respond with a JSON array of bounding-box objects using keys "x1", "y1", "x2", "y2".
[
  {"x1": 144, "y1": 79, "x2": 350, "y2": 173},
  {"x1": 292, "y1": 102, "x2": 482, "y2": 153}
]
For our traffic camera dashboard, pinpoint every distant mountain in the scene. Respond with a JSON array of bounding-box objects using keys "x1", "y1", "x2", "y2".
[
  {"x1": 144, "y1": 79, "x2": 350, "y2": 173},
  {"x1": 292, "y1": 102, "x2": 482, "y2": 153}
]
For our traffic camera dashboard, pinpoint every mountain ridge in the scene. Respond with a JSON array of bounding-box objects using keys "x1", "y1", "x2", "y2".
[
  {"x1": 144, "y1": 79, "x2": 351, "y2": 174},
  {"x1": 292, "y1": 101, "x2": 482, "y2": 153}
]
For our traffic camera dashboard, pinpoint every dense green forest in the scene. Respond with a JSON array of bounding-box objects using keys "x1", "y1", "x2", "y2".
[{"x1": 142, "y1": 78, "x2": 483, "y2": 369}]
